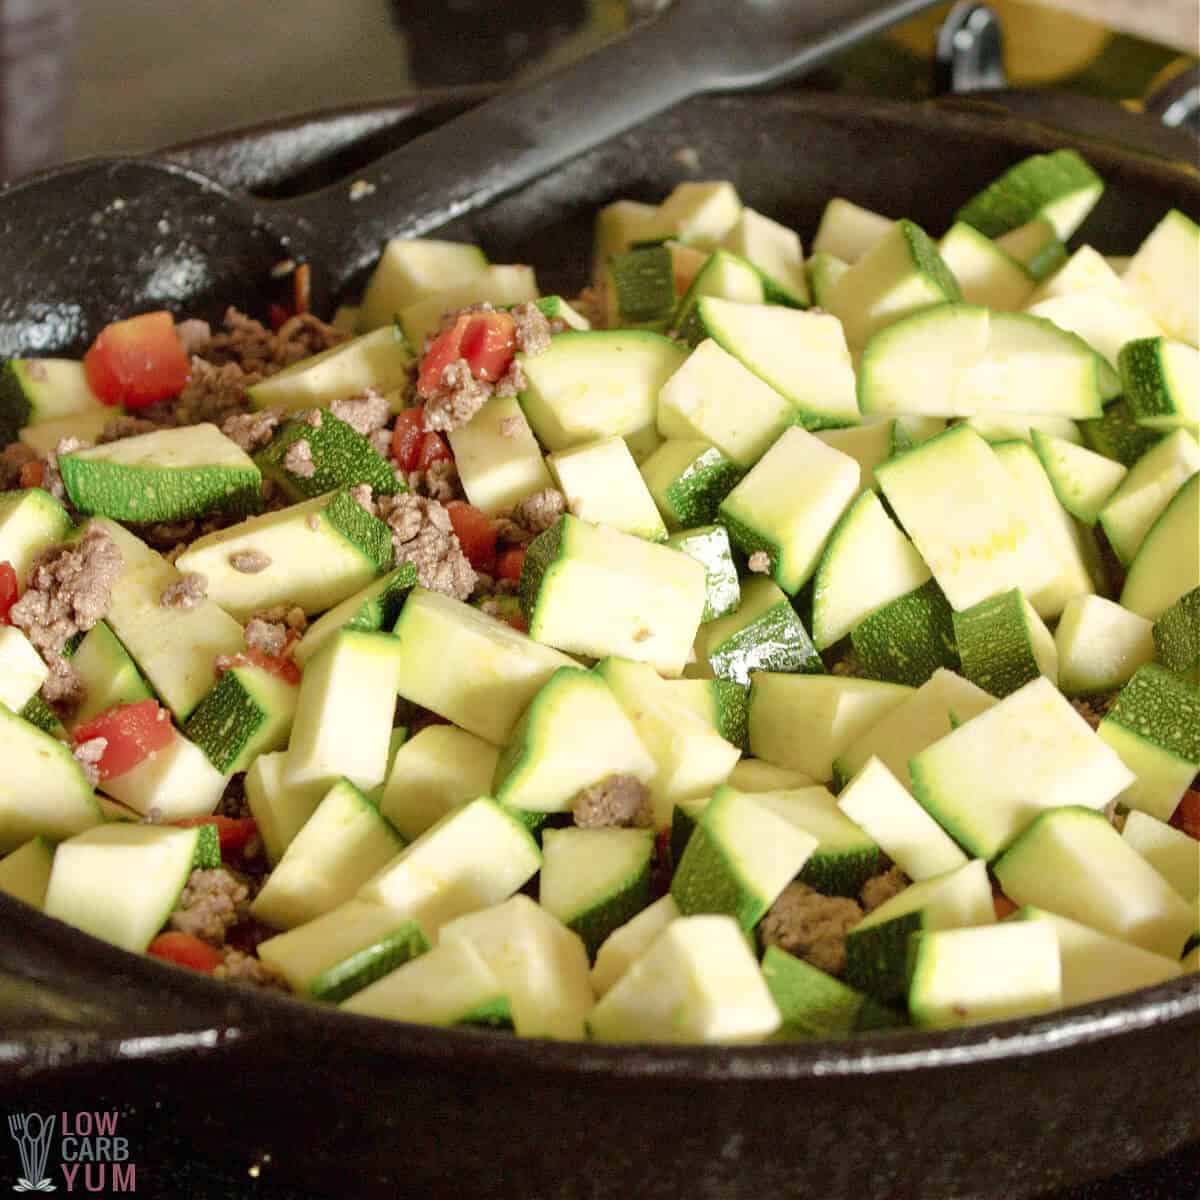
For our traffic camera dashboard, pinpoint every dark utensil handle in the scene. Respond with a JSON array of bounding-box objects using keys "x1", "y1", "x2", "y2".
[{"x1": 284, "y1": 0, "x2": 945, "y2": 286}]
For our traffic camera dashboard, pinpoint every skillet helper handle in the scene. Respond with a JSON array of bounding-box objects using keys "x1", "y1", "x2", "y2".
[{"x1": 287, "y1": 0, "x2": 947, "y2": 285}]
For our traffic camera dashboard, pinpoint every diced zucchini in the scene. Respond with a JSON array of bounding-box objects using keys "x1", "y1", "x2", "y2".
[
  {"x1": 492, "y1": 667, "x2": 655, "y2": 814},
  {"x1": 257, "y1": 899, "x2": 428, "y2": 1001},
  {"x1": 726, "y1": 760, "x2": 813, "y2": 792},
  {"x1": 910, "y1": 676, "x2": 1135, "y2": 859},
  {"x1": 952, "y1": 588, "x2": 1058, "y2": 697},
  {"x1": 0, "y1": 702, "x2": 101, "y2": 852},
  {"x1": 0, "y1": 626, "x2": 47, "y2": 713},
  {"x1": 59, "y1": 424, "x2": 261, "y2": 522},
  {"x1": 533, "y1": 294, "x2": 591, "y2": 331},
  {"x1": 1011, "y1": 905, "x2": 1182, "y2": 1007},
  {"x1": 1153, "y1": 587, "x2": 1199, "y2": 682},
  {"x1": 1120, "y1": 471, "x2": 1199, "y2": 621},
  {"x1": 719, "y1": 427, "x2": 860, "y2": 595},
  {"x1": 763, "y1": 945, "x2": 903, "y2": 1036},
  {"x1": 720, "y1": 207, "x2": 809, "y2": 307},
  {"x1": 832, "y1": 668, "x2": 997, "y2": 791},
  {"x1": 283, "y1": 630, "x2": 402, "y2": 797},
  {"x1": 874, "y1": 425, "x2": 1058, "y2": 613},
  {"x1": 392, "y1": 587, "x2": 574, "y2": 745},
  {"x1": 751, "y1": 785, "x2": 885, "y2": 898},
  {"x1": 991, "y1": 438, "x2": 1098, "y2": 620},
  {"x1": 859, "y1": 305, "x2": 1115, "y2": 420},
  {"x1": 748, "y1": 672, "x2": 911, "y2": 783},
  {"x1": 340, "y1": 933, "x2": 510, "y2": 1028},
  {"x1": 687, "y1": 299, "x2": 860, "y2": 430},
  {"x1": 547, "y1": 436, "x2": 666, "y2": 541},
  {"x1": 1028, "y1": 245, "x2": 1127, "y2": 305},
  {"x1": 446, "y1": 394, "x2": 555, "y2": 517},
  {"x1": 937, "y1": 221, "x2": 1034, "y2": 311},
  {"x1": 183, "y1": 662, "x2": 298, "y2": 775},
  {"x1": 395, "y1": 264, "x2": 540, "y2": 353},
  {"x1": 244, "y1": 750, "x2": 323, "y2": 866},
  {"x1": 1054, "y1": 595, "x2": 1154, "y2": 697},
  {"x1": 1026, "y1": 290, "x2": 1163, "y2": 371},
  {"x1": 589, "y1": 914, "x2": 780, "y2": 1044},
  {"x1": 660, "y1": 676, "x2": 750, "y2": 751},
  {"x1": 606, "y1": 243, "x2": 677, "y2": 330},
  {"x1": 671, "y1": 786, "x2": 817, "y2": 930},
  {"x1": 850, "y1": 578, "x2": 959, "y2": 689},
  {"x1": 956, "y1": 149, "x2": 1103, "y2": 240},
  {"x1": 639, "y1": 439, "x2": 743, "y2": 533},
  {"x1": 18, "y1": 694, "x2": 64, "y2": 738},
  {"x1": 520, "y1": 514, "x2": 706, "y2": 677},
  {"x1": 1097, "y1": 664, "x2": 1200, "y2": 821},
  {"x1": 175, "y1": 490, "x2": 392, "y2": 621},
  {"x1": 690, "y1": 576, "x2": 822, "y2": 685},
  {"x1": 906, "y1": 922, "x2": 1061, "y2": 1029},
  {"x1": 591, "y1": 893, "x2": 680, "y2": 998},
  {"x1": 0, "y1": 357, "x2": 106, "y2": 444},
  {"x1": 593, "y1": 199, "x2": 667, "y2": 283},
  {"x1": 993, "y1": 805, "x2": 1194, "y2": 958},
  {"x1": 672, "y1": 251, "x2": 764, "y2": 342},
  {"x1": 1100, "y1": 430, "x2": 1200, "y2": 568},
  {"x1": 248, "y1": 326, "x2": 415, "y2": 413},
  {"x1": 1030, "y1": 428, "x2": 1126, "y2": 525},
  {"x1": 441, "y1": 894, "x2": 593, "y2": 1040},
  {"x1": 378, "y1": 724, "x2": 499, "y2": 842},
  {"x1": 250, "y1": 778, "x2": 404, "y2": 930},
  {"x1": 665, "y1": 525, "x2": 740, "y2": 622},
  {"x1": 1080, "y1": 396, "x2": 1163, "y2": 468},
  {"x1": 43, "y1": 823, "x2": 202, "y2": 952},
  {"x1": 844, "y1": 858, "x2": 994, "y2": 1004},
  {"x1": 358, "y1": 238, "x2": 488, "y2": 332},
  {"x1": 994, "y1": 218, "x2": 1067, "y2": 282},
  {"x1": 540, "y1": 826, "x2": 654, "y2": 957},
  {"x1": 657, "y1": 181, "x2": 742, "y2": 250},
  {"x1": 1122, "y1": 209, "x2": 1199, "y2": 347},
  {"x1": 63, "y1": 620, "x2": 154, "y2": 729},
  {"x1": 1121, "y1": 811, "x2": 1199, "y2": 903},
  {"x1": 0, "y1": 487, "x2": 73, "y2": 586},
  {"x1": 965, "y1": 413, "x2": 1082, "y2": 445},
  {"x1": 255, "y1": 410, "x2": 400, "y2": 503},
  {"x1": 655, "y1": 338, "x2": 797, "y2": 468},
  {"x1": 99, "y1": 728, "x2": 228, "y2": 820},
  {"x1": 811, "y1": 197, "x2": 894, "y2": 263},
  {"x1": 814, "y1": 419, "x2": 913, "y2": 495},
  {"x1": 811, "y1": 489, "x2": 931, "y2": 650},
  {"x1": 81, "y1": 519, "x2": 243, "y2": 720},
  {"x1": 0, "y1": 836, "x2": 55, "y2": 908},
  {"x1": 519, "y1": 329, "x2": 687, "y2": 455},
  {"x1": 1120, "y1": 337, "x2": 1199, "y2": 432},
  {"x1": 836, "y1": 757, "x2": 968, "y2": 882},
  {"x1": 827, "y1": 219, "x2": 961, "y2": 351},
  {"x1": 293, "y1": 563, "x2": 417, "y2": 668}
]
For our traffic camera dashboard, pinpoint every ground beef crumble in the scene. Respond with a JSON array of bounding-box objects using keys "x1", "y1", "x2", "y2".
[
  {"x1": 330, "y1": 390, "x2": 390, "y2": 436},
  {"x1": 282, "y1": 438, "x2": 315, "y2": 478},
  {"x1": 758, "y1": 882, "x2": 864, "y2": 978},
  {"x1": 220, "y1": 408, "x2": 280, "y2": 454},
  {"x1": 175, "y1": 318, "x2": 212, "y2": 355},
  {"x1": 229, "y1": 549, "x2": 271, "y2": 574},
  {"x1": 39, "y1": 436, "x2": 89, "y2": 503},
  {"x1": 573, "y1": 774, "x2": 654, "y2": 829},
  {"x1": 169, "y1": 867, "x2": 250, "y2": 945},
  {"x1": 375, "y1": 493, "x2": 475, "y2": 600},
  {"x1": 859, "y1": 865, "x2": 910, "y2": 913},
  {"x1": 171, "y1": 358, "x2": 259, "y2": 427},
  {"x1": 214, "y1": 947, "x2": 289, "y2": 990},
  {"x1": 160, "y1": 572, "x2": 207, "y2": 609},
  {"x1": 0, "y1": 441, "x2": 36, "y2": 489},
  {"x1": 347, "y1": 483, "x2": 376, "y2": 515},
  {"x1": 202, "y1": 307, "x2": 347, "y2": 377},
  {"x1": 97, "y1": 415, "x2": 164, "y2": 444},
  {"x1": 244, "y1": 616, "x2": 288, "y2": 657},
  {"x1": 493, "y1": 487, "x2": 566, "y2": 546},
  {"x1": 407, "y1": 457, "x2": 462, "y2": 503},
  {"x1": 747, "y1": 551, "x2": 771, "y2": 574},
  {"x1": 423, "y1": 358, "x2": 493, "y2": 433},
  {"x1": 1070, "y1": 692, "x2": 1118, "y2": 730},
  {"x1": 511, "y1": 301, "x2": 553, "y2": 358},
  {"x1": 72, "y1": 737, "x2": 107, "y2": 787}
]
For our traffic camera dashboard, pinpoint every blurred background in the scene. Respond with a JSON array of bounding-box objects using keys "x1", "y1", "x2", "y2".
[{"x1": 1, "y1": 0, "x2": 1196, "y2": 180}]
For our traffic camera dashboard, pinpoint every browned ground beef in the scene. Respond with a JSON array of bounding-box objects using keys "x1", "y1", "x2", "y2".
[
  {"x1": 169, "y1": 867, "x2": 251, "y2": 945},
  {"x1": 573, "y1": 774, "x2": 654, "y2": 829},
  {"x1": 492, "y1": 487, "x2": 566, "y2": 546},
  {"x1": 375, "y1": 493, "x2": 475, "y2": 600},
  {"x1": 859, "y1": 865, "x2": 909, "y2": 913},
  {"x1": 759, "y1": 882, "x2": 864, "y2": 977}
]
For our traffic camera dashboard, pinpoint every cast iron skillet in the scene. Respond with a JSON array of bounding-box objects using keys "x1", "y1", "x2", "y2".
[{"x1": 1, "y1": 90, "x2": 1198, "y2": 1200}]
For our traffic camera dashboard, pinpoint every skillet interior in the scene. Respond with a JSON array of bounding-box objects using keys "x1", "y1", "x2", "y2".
[{"x1": 1, "y1": 90, "x2": 1198, "y2": 1199}]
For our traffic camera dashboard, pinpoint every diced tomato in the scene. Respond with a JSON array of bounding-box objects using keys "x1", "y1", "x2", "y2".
[
  {"x1": 1170, "y1": 788, "x2": 1200, "y2": 841},
  {"x1": 0, "y1": 562, "x2": 17, "y2": 625},
  {"x1": 147, "y1": 931, "x2": 223, "y2": 973},
  {"x1": 18, "y1": 460, "x2": 43, "y2": 489},
  {"x1": 416, "y1": 311, "x2": 516, "y2": 397},
  {"x1": 268, "y1": 302, "x2": 293, "y2": 331},
  {"x1": 222, "y1": 645, "x2": 302, "y2": 687},
  {"x1": 72, "y1": 699, "x2": 174, "y2": 781},
  {"x1": 83, "y1": 311, "x2": 190, "y2": 408},
  {"x1": 495, "y1": 546, "x2": 526, "y2": 584},
  {"x1": 445, "y1": 501, "x2": 497, "y2": 574},
  {"x1": 415, "y1": 431, "x2": 452, "y2": 471},
  {"x1": 173, "y1": 815, "x2": 259, "y2": 854},
  {"x1": 459, "y1": 311, "x2": 516, "y2": 382},
  {"x1": 992, "y1": 892, "x2": 1019, "y2": 920},
  {"x1": 390, "y1": 408, "x2": 427, "y2": 472}
]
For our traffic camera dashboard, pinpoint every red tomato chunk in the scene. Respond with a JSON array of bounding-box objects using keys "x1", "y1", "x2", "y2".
[
  {"x1": 83, "y1": 311, "x2": 190, "y2": 408},
  {"x1": 446, "y1": 501, "x2": 497, "y2": 574},
  {"x1": 147, "y1": 932, "x2": 223, "y2": 973},
  {"x1": 0, "y1": 562, "x2": 17, "y2": 624},
  {"x1": 72, "y1": 699, "x2": 174, "y2": 781},
  {"x1": 416, "y1": 310, "x2": 516, "y2": 398}
]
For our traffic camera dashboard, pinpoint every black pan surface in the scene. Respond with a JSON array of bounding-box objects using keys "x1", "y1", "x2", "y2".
[{"x1": 1, "y1": 90, "x2": 1198, "y2": 1200}]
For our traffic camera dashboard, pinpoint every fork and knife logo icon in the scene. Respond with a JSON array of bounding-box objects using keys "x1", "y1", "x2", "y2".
[{"x1": 7, "y1": 1114, "x2": 56, "y2": 1193}]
